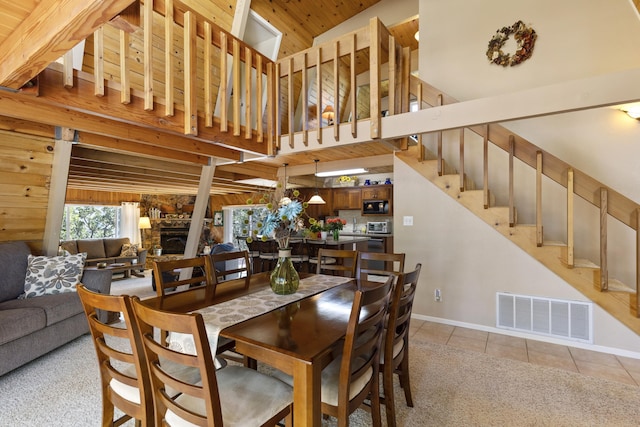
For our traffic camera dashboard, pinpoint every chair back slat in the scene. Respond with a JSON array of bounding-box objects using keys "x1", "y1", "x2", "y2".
[
  {"x1": 210, "y1": 250, "x2": 251, "y2": 289},
  {"x1": 316, "y1": 248, "x2": 358, "y2": 277},
  {"x1": 356, "y1": 251, "x2": 405, "y2": 282},
  {"x1": 152, "y1": 256, "x2": 215, "y2": 297}
]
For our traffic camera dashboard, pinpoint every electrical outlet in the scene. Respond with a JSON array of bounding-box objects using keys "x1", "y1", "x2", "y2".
[{"x1": 434, "y1": 288, "x2": 441, "y2": 302}]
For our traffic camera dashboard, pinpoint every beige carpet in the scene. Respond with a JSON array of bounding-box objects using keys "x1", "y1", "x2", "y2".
[{"x1": 2, "y1": 327, "x2": 640, "y2": 426}]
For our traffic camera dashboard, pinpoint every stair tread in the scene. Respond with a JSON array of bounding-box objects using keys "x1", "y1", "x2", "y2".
[{"x1": 608, "y1": 279, "x2": 636, "y2": 294}]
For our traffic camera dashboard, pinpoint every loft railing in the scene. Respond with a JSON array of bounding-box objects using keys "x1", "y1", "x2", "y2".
[{"x1": 58, "y1": 0, "x2": 277, "y2": 155}]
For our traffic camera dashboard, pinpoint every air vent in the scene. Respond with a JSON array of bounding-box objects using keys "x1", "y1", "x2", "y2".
[{"x1": 496, "y1": 292, "x2": 593, "y2": 343}]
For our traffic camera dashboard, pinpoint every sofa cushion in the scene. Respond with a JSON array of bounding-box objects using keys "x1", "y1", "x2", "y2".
[
  {"x1": 60, "y1": 240, "x2": 78, "y2": 255},
  {"x1": 22, "y1": 253, "x2": 87, "y2": 299},
  {"x1": 0, "y1": 307, "x2": 46, "y2": 345},
  {"x1": 77, "y1": 239, "x2": 106, "y2": 259},
  {"x1": 0, "y1": 241, "x2": 32, "y2": 303},
  {"x1": 0, "y1": 293, "x2": 83, "y2": 327},
  {"x1": 104, "y1": 238, "x2": 130, "y2": 258}
]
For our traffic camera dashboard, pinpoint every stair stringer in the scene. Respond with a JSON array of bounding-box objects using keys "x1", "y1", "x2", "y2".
[{"x1": 397, "y1": 149, "x2": 640, "y2": 336}]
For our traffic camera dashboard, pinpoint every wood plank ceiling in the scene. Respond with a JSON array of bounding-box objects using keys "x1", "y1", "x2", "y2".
[{"x1": 0, "y1": 0, "x2": 419, "y2": 195}]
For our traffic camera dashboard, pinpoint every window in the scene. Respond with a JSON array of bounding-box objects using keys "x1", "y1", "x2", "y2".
[
  {"x1": 60, "y1": 205, "x2": 121, "y2": 241},
  {"x1": 227, "y1": 205, "x2": 269, "y2": 249}
]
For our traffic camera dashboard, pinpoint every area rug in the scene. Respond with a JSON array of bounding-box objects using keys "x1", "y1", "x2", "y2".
[{"x1": 2, "y1": 333, "x2": 640, "y2": 426}]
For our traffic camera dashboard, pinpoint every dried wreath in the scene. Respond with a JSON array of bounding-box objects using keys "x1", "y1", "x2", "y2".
[{"x1": 486, "y1": 20, "x2": 537, "y2": 67}]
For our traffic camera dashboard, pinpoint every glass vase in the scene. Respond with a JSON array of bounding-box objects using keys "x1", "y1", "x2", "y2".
[
  {"x1": 332, "y1": 229, "x2": 340, "y2": 240},
  {"x1": 270, "y1": 248, "x2": 300, "y2": 295}
]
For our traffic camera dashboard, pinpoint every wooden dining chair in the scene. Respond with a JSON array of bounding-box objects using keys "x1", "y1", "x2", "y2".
[
  {"x1": 356, "y1": 251, "x2": 405, "y2": 283},
  {"x1": 289, "y1": 237, "x2": 309, "y2": 272},
  {"x1": 306, "y1": 239, "x2": 335, "y2": 270},
  {"x1": 210, "y1": 250, "x2": 251, "y2": 289},
  {"x1": 131, "y1": 299, "x2": 294, "y2": 427},
  {"x1": 237, "y1": 236, "x2": 261, "y2": 273},
  {"x1": 315, "y1": 248, "x2": 358, "y2": 277},
  {"x1": 273, "y1": 275, "x2": 393, "y2": 426},
  {"x1": 77, "y1": 284, "x2": 153, "y2": 427},
  {"x1": 381, "y1": 263, "x2": 422, "y2": 427},
  {"x1": 152, "y1": 256, "x2": 214, "y2": 297},
  {"x1": 256, "y1": 239, "x2": 279, "y2": 272}
]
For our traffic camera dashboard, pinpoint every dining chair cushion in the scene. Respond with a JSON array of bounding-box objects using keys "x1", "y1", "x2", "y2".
[
  {"x1": 110, "y1": 357, "x2": 203, "y2": 406},
  {"x1": 273, "y1": 356, "x2": 373, "y2": 407},
  {"x1": 165, "y1": 365, "x2": 293, "y2": 427}
]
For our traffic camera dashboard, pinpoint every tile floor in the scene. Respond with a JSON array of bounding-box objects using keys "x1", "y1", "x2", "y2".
[{"x1": 410, "y1": 319, "x2": 640, "y2": 387}]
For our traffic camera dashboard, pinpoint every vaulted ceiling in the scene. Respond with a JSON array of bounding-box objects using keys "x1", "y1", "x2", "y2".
[{"x1": 0, "y1": 0, "x2": 419, "y2": 195}]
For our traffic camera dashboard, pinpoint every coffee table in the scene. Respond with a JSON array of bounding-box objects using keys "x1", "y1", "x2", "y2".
[{"x1": 85, "y1": 262, "x2": 143, "y2": 278}]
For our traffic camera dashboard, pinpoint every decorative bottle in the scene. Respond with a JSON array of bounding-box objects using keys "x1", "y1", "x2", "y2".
[{"x1": 270, "y1": 248, "x2": 300, "y2": 295}]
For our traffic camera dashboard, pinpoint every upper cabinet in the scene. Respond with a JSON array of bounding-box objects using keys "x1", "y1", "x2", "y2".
[
  {"x1": 332, "y1": 187, "x2": 362, "y2": 210},
  {"x1": 361, "y1": 185, "x2": 392, "y2": 201}
]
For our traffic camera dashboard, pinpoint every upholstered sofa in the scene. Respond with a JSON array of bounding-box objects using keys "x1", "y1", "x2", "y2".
[
  {"x1": 60, "y1": 237, "x2": 147, "y2": 275},
  {"x1": 0, "y1": 241, "x2": 113, "y2": 376}
]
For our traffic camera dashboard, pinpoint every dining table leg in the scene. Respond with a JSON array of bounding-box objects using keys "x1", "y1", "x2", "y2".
[{"x1": 292, "y1": 359, "x2": 323, "y2": 426}]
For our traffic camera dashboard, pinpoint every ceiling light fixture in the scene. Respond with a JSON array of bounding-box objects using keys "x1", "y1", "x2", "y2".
[
  {"x1": 621, "y1": 104, "x2": 640, "y2": 120},
  {"x1": 279, "y1": 163, "x2": 292, "y2": 205},
  {"x1": 316, "y1": 168, "x2": 368, "y2": 178},
  {"x1": 414, "y1": 31, "x2": 419, "y2": 41},
  {"x1": 308, "y1": 159, "x2": 326, "y2": 205}
]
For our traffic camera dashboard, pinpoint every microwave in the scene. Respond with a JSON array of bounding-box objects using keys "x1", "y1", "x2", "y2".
[
  {"x1": 362, "y1": 199, "x2": 389, "y2": 215},
  {"x1": 367, "y1": 221, "x2": 391, "y2": 234}
]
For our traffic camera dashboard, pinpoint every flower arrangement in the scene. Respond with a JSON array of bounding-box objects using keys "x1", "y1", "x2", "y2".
[
  {"x1": 245, "y1": 187, "x2": 308, "y2": 249},
  {"x1": 325, "y1": 217, "x2": 346, "y2": 231}
]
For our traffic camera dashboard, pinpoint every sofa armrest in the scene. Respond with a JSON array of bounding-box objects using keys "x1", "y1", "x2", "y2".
[
  {"x1": 80, "y1": 269, "x2": 115, "y2": 323},
  {"x1": 137, "y1": 248, "x2": 148, "y2": 269},
  {"x1": 80, "y1": 269, "x2": 113, "y2": 295}
]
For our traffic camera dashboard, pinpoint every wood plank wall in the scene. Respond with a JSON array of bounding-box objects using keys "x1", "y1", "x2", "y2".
[
  {"x1": 0, "y1": 131, "x2": 54, "y2": 252},
  {"x1": 65, "y1": 189, "x2": 141, "y2": 205}
]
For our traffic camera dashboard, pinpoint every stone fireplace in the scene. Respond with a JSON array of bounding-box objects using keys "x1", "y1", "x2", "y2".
[{"x1": 159, "y1": 225, "x2": 190, "y2": 254}]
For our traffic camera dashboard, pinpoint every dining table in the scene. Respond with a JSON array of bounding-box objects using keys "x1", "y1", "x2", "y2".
[{"x1": 141, "y1": 271, "x2": 365, "y2": 426}]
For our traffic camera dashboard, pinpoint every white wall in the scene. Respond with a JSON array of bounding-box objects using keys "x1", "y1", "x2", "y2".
[{"x1": 394, "y1": 0, "x2": 640, "y2": 353}]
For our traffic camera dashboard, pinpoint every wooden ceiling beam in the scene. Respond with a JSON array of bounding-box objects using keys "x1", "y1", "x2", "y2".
[
  {"x1": 0, "y1": 89, "x2": 241, "y2": 161},
  {"x1": 216, "y1": 162, "x2": 278, "y2": 180},
  {"x1": 0, "y1": 0, "x2": 136, "y2": 88},
  {"x1": 75, "y1": 132, "x2": 211, "y2": 165}
]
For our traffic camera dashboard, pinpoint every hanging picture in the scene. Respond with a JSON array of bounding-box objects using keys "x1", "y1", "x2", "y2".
[{"x1": 213, "y1": 211, "x2": 224, "y2": 227}]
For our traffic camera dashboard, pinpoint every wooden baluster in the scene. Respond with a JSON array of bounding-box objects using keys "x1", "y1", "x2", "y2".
[
  {"x1": 245, "y1": 46, "x2": 252, "y2": 140},
  {"x1": 437, "y1": 94, "x2": 443, "y2": 176},
  {"x1": 536, "y1": 151, "x2": 543, "y2": 246},
  {"x1": 417, "y1": 83, "x2": 424, "y2": 162},
  {"x1": 204, "y1": 22, "x2": 213, "y2": 127},
  {"x1": 301, "y1": 52, "x2": 308, "y2": 146},
  {"x1": 600, "y1": 187, "x2": 608, "y2": 291},
  {"x1": 184, "y1": 11, "x2": 196, "y2": 136},
  {"x1": 288, "y1": 57, "x2": 294, "y2": 148},
  {"x1": 369, "y1": 17, "x2": 381, "y2": 139},
  {"x1": 220, "y1": 31, "x2": 228, "y2": 133},
  {"x1": 333, "y1": 40, "x2": 339, "y2": 141},
  {"x1": 233, "y1": 39, "x2": 241, "y2": 137},
  {"x1": 459, "y1": 127, "x2": 465, "y2": 191},
  {"x1": 316, "y1": 47, "x2": 323, "y2": 144},
  {"x1": 143, "y1": 0, "x2": 152, "y2": 110},
  {"x1": 274, "y1": 62, "x2": 281, "y2": 149},
  {"x1": 483, "y1": 124, "x2": 489, "y2": 209},
  {"x1": 508, "y1": 135, "x2": 515, "y2": 227},
  {"x1": 94, "y1": 27, "x2": 104, "y2": 97},
  {"x1": 63, "y1": 50, "x2": 73, "y2": 88},
  {"x1": 120, "y1": 30, "x2": 130, "y2": 104},
  {"x1": 400, "y1": 46, "x2": 411, "y2": 150},
  {"x1": 165, "y1": 0, "x2": 174, "y2": 116},
  {"x1": 388, "y1": 36, "x2": 396, "y2": 117},
  {"x1": 267, "y1": 62, "x2": 275, "y2": 155},
  {"x1": 350, "y1": 33, "x2": 357, "y2": 138},
  {"x1": 256, "y1": 54, "x2": 263, "y2": 142},
  {"x1": 567, "y1": 168, "x2": 574, "y2": 267}
]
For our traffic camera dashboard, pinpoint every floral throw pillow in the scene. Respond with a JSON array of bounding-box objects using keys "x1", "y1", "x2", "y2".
[
  {"x1": 120, "y1": 243, "x2": 138, "y2": 257},
  {"x1": 21, "y1": 253, "x2": 87, "y2": 299}
]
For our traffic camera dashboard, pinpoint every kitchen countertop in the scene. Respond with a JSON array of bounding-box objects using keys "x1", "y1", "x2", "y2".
[{"x1": 340, "y1": 232, "x2": 393, "y2": 237}]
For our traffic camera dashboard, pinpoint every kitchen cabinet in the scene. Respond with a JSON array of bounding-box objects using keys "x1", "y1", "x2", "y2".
[
  {"x1": 361, "y1": 185, "x2": 392, "y2": 201},
  {"x1": 332, "y1": 187, "x2": 361, "y2": 210}
]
